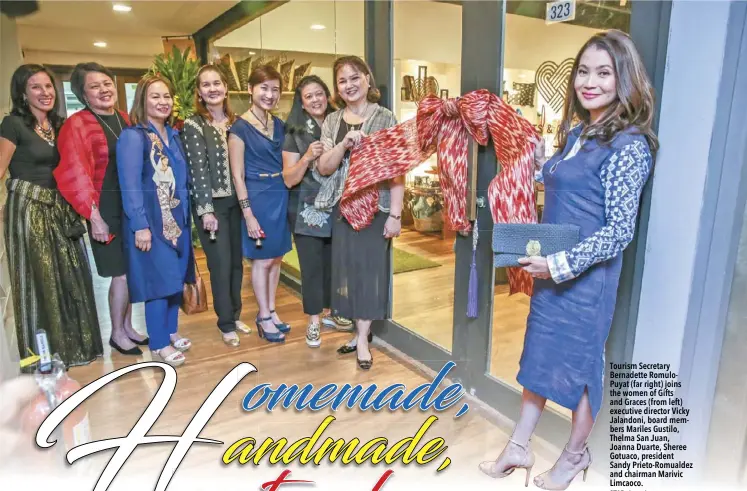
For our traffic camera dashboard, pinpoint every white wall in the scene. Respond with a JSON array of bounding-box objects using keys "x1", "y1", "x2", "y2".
[
  {"x1": 215, "y1": 0, "x2": 364, "y2": 56},
  {"x1": 22, "y1": 49, "x2": 154, "y2": 70},
  {"x1": 632, "y1": 2, "x2": 731, "y2": 378},
  {"x1": 0, "y1": 14, "x2": 23, "y2": 116}
]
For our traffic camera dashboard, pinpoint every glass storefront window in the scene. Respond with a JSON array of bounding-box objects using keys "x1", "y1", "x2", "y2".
[
  {"x1": 62, "y1": 81, "x2": 84, "y2": 117},
  {"x1": 391, "y1": 0, "x2": 462, "y2": 352},
  {"x1": 489, "y1": 0, "x2": 633, "y2": 417}
]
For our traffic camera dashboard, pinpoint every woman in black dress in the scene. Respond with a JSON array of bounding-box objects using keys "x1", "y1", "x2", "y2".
[
  {"x1": 317, "y1": 56, "x2": 404, "y2": 369},
  {"x1": 56, "y1": 62, "x2": 149, "y2": 356},
  {"x1": 0, "y1": 64, "x2": 102, "y2": 368}
]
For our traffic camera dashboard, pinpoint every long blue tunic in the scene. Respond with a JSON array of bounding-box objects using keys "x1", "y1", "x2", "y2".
[
  {"x1": 117, "y1": 123, "x2": 195, "y2": 303},
  {"x1": 518, "y1": 126, "x2": 653, "y2": 420},
  {"x1": 230, "y1": 117, "x2": 291, "y2": 260}
]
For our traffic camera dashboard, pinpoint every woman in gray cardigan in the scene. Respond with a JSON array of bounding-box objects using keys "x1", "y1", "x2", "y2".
[
  {"x1": 317, "y1": 56, "x2": 405, "y2": 370},
  {"x1": 181, "y1": 65, "x2": 252, "y2": 347}
]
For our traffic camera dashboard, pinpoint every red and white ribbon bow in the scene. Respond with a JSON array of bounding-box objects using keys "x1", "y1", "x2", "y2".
[{"x1": 340, "y1": 89, "x2": 539, "y2": 296}]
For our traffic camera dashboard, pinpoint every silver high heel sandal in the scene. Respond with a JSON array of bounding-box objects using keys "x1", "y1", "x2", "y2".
[
  {"x1": 479, "y1": 438, "x2": 536, "y2": 487},
  {"x1": 533, "y1": 445, "x2": 592, "y2": 490}
]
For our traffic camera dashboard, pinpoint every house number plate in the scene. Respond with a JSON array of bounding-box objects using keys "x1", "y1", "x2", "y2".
[{"x1": 546, "y1": 0, "x2": 576, "y2": 24}]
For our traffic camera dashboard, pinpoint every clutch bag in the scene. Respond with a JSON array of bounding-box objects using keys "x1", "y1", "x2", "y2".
[{"x1": 492, "y1": 223, "x2": 580, "y2": 268}]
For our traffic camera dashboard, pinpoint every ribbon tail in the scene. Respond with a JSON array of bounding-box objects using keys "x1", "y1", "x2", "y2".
[{"x1": 467, "y1": 217, "x2": 479, "y2": 318}]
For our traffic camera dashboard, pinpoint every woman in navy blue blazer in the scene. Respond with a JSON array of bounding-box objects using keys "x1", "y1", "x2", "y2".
[{"x1": 117, "y1": 74, "x2": 195, "y2": 367}]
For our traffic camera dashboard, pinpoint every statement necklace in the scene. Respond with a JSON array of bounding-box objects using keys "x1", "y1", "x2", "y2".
[{"x1": 35, "y1": 122, "x2": 55, "y2": 147}]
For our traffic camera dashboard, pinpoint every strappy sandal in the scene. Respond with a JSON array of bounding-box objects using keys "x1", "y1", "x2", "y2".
[
  {"x1": 479, "y1": 438, "x2": 535, "y2": 487},
  {"x1": 152, "y1": 348, "x2": 186, "y2": 367},
  {"x1": 171, "y1": 336, "x2": 192, "y2": 352}
]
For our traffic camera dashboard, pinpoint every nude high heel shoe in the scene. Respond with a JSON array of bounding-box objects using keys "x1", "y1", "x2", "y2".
[
  {"x1": 479, "y1": 439, "x2": 535, "y2": 487},
  {"x1": 533, "y1": 446, "x2": 592, "y2": 490}
]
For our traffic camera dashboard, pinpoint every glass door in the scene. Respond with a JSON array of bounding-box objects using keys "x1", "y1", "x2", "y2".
[
  {"x1": 463, "y1": 0, "x2": 670, "y2": 450},
  {"x1": 375, "y1": 0, "x2": 464, "y2": 375}
]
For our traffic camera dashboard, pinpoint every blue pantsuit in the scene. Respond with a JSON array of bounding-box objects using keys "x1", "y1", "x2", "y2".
[{"x1": 117, "y1": 123, "x2": 195, "y2": 350}]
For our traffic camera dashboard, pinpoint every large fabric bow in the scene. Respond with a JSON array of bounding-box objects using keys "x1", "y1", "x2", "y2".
[{"x1": 339, "y1": 89, "x2": 539, "y2": 296}]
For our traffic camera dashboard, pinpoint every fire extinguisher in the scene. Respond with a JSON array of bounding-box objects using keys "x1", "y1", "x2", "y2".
[{"x1": 21, "y1": 329, "x2": 92, "y2": 457}]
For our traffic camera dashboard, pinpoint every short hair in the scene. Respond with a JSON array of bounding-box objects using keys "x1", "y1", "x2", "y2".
[
  {"x1": 70, "y1": 62, "x2": 115, "y2": 106},
  {"x1": 248, "y1": 64, "x2": 283, "y2": 92},
  {"x1": 332, "y1": 55, "x2": 380, "y2": 107},
  {"x1": 129, "y1": 74, "x2": 174, "y2": 126}
]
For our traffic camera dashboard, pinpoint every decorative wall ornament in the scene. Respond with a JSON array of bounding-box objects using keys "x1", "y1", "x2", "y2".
[
  {"x1": 401, "y1": 65, "x2": 439, "y2": 105},
  {"x1": 291, "y1": 62, "x2": 312, "y2": 90},
  {"x1": 508, "y1": 82, "x2": 536, "y2": 107},
  {"x1": 535, "y1": 58, "x2": 575, "y2": 113}
]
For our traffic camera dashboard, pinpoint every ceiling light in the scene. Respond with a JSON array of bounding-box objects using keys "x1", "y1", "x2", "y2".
[
  {"x1": 310, "y1": 24, "x2": 326, "y2": 30},
  {"x1": 249, "y1": 51, "x2": 256, "y2": 55},
  {"x1": 112, "y1": 4, "x2": 131, "y2": 12},
  {"x1": 94, "y1": 41, "x2": 108, "y2": 48}
]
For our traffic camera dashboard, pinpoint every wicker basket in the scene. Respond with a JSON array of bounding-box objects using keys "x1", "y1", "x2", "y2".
[{"x1": 413, "y1": 211, "x2": 443, "y2": 233}]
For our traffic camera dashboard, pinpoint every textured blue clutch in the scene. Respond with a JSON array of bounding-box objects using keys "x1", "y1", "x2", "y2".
[{"x1": 492, "y1": 223, "x2": 580, "y2": 268}]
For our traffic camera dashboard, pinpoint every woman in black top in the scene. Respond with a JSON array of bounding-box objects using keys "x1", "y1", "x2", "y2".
[
  {"x1": 0, "y1": 64, "x2": 102, "y2": 368},
  {"x1": 181, "y1": 65, "x2": 251, "y2": 347},
  {"x1": 282, "y1": 75, "x2": 354, "y2": 348},
  {"x1": 56, "y1": 62, "x2": 149, "y2": 357}
]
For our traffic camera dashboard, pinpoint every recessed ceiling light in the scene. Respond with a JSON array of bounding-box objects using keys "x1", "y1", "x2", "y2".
[
  {"x1": 249, "y1": 51, "x2": 256, "y2": 55},
  {"x1": 94, "y1": 41, "x2": 108, "y2": 48},
  {"x1": 310, "y1": 24, "x2": 326, "y2": 30},
  {"x1": 112, "y1": 4, "x2": 131, "y2": 12}
]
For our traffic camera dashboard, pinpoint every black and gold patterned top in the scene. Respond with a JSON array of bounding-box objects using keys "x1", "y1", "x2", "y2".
[{"x1": 180, "y1": 114, "x2": 234, "y2": 216}]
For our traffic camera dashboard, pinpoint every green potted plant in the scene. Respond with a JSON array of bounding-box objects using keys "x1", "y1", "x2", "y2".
[{"x1": 148, "y1": 45, "x2": 199, "y2": 130}]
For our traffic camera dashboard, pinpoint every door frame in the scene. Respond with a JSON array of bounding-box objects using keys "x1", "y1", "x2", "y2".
[{"x1": 366, "y1": 0, "x2": 672, "y2": 451}]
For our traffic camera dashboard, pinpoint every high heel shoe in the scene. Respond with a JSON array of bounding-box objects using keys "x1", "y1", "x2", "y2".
[
  {"x1": 533, "y1": 446, "x2": 592, "y2": 490},
  {"x1": 337, "y1": 332, "x2": 373, "y2": 355},
  {"x1": 479, "y1": 438, "x2": 535, "y2": 487},
  {"x1": 269, "y1": 310, "x2": 291, "y2": 333},
  {"x1": 256, "y1": 315, "x2": 285, "y2": 343},
  {"x1": 109, "y1": 338, "x2": 142, "y2": 356}
]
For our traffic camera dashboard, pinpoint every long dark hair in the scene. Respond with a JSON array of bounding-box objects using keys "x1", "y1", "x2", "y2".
[
  {"x1": 194, "y1": 64, "x2": 236, "y2": 124},
  {"x1": 9, "y1": 64, "x2": 64, "y2": 132},
  {"x1": 557, "y1": 29, "x2": 659, "y2": 153},
  {"x1": 285, "y1": 75, "x2": 334, "y2": 136}
]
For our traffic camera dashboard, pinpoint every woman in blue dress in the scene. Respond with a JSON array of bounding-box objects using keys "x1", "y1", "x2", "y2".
[
  {"x1": 479, "y1": 30, "x2": 658, "y2": 489},
  {"x1": 228, "y1": 65, "x2": 292, "y2": 343},
  {"x1": 117, "y1": 74, "x2": 195, "y2": 367}
]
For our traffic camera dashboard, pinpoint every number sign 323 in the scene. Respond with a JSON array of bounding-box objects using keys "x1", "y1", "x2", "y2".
[{"x1": 546, "y1": 0, "x2": 576, "y2": 24}]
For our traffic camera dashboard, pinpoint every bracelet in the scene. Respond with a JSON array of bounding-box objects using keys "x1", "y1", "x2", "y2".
[
  {"x1": 239, "y1": 198, "x2": 251, "y2": 209},
  {"x1": 389, "y1": 214, "x2": 401, "y2": 220}
]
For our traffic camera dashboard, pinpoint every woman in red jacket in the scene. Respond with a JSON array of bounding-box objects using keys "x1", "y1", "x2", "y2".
[{"x1": 55, "y1": 62, "x2": 148, "y2": 356}]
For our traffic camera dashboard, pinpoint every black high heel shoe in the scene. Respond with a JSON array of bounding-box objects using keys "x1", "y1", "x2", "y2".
[
  {"x1": 109, "y1": 338, "x2": 142, "y2": 356},
  {"x1": 336, "y1": 332, "x2": 373, "y2": 355}
]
